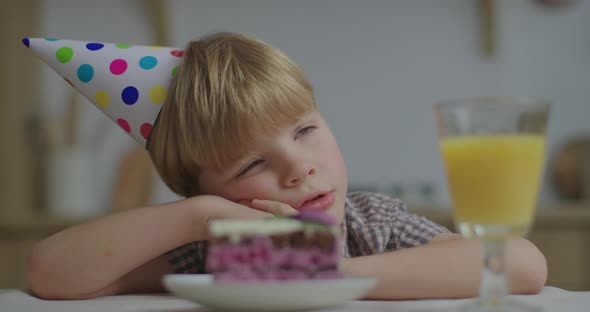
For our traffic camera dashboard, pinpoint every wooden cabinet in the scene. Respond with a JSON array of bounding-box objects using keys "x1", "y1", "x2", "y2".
[{"x1": 0, "y1": 1, "x2": 40, "y2": 222}]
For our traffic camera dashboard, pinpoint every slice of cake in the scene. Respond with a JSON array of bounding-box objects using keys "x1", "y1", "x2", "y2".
[{"x1": 206, "y1": 210, "x2": 342, "y2": 282}]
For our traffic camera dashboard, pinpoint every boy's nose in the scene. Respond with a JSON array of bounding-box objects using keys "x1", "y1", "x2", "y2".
[{"x1": 283, "y1": 162, "x2": 316, "y2": 187}]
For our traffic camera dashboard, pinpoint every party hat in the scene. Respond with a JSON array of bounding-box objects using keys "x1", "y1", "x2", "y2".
[{"x1": 22, "y1": 37, "x2": 185, "y2": 146}]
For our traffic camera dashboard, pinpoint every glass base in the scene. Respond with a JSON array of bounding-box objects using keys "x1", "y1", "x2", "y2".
[{"x1": 454, "y1": 297, "x2": 542, "y2": 312}]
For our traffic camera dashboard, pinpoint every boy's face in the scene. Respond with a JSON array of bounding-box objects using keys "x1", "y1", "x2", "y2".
[{"x1": 198, "y1": 110, "x2": 348, "y2": 225}]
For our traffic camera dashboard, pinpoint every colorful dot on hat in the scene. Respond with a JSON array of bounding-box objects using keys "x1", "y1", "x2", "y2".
[
  {"x1": 148, "y1": 46, "x2": 163, "y2": 50},
  {"x1": 140, "y1": 123, "x2": 152, "y2": 140},
  {"x1": 139, "y1": 56, "x2": 158, "y2": 70},
  {"x1": 117, "y1": 118, "x2": 131, "y2": 133},
  {"x1": 121, "y1": 86, "x2": 139, "y2": 105},
  {"x1": 170, "y1": 50, "x2": 184, "y2": 57},
  {"x1": 22, "y1": 38, "x2": 30, "y2": 48},
  {"x1": 45, "y1": 38, "x2": 59, "y2": 41},
  {"x1": 77, "y1": 64, "x2": 94, "y2": 83},
  {"x1": 86, "y1": 43, "x2": 104, "y2": 51},
  {"x1": 56, "y1": 47, "x2": 73, "y2": 64},
  {"x1": 172, "y1": 66, "x2": 178, "y2": 77},
  {"x1": 110, "y1": 59, "x2": 128, "y2": 75},
  {"x1": 95, "y1": 90, "x2": 110, "y2": 109},
  {"x1": 115, "y1": 43, "x2": 133, "y2": 49},
  {"x1": 149, "y1": 85, "x2": 167, "y2": 104}
]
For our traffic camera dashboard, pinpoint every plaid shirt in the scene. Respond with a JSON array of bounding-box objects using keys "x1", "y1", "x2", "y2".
[{"x1": 166, "y1": 191, "x2": 449, "y2": 273}]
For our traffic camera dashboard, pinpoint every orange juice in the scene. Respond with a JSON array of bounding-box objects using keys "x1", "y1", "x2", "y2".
[{"x1": 440, "y1": 135, "x2": 545, "y2": 236}]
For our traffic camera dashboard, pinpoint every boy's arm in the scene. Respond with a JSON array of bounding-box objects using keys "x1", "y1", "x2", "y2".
[
  {"x1": 26, "y1": 195, "x2": 270, "y2": 299},
  {"x1": 62, "y1": 251, "x2": 173, "y2": 298},
  {"x1": 341, "y1": 234, "x2": 547, "y2": 300}
]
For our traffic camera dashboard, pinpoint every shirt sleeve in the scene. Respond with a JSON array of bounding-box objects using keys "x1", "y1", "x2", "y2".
[
  {"x1": 165, "y1": 240, "x2": 208, "y2": 274},
  {"x1": 387, "y1": 199, "x2": 450, "y2": 249},
  {"x1": 346, "y1": 192, "x2": 451, "y2": 255}
]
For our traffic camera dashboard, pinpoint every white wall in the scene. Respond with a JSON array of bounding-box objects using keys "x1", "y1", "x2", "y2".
[{"x1": 39, "y1": 0, "x2": 590, "y2": 209}]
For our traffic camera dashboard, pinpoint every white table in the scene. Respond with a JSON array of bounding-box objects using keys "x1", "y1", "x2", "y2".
[{"x1": 1, "y1": 287, "x2": 589, "y2": 312}]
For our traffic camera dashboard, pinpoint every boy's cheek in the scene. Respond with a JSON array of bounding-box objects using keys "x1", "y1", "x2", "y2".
[{"x1": 223, "y1": 180, "x2": 278, "y2": 203}]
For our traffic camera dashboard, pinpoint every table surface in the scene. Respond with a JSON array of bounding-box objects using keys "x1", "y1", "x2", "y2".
[{"x1": 1, "y1": 287, "x2": 589, "y2": 312}]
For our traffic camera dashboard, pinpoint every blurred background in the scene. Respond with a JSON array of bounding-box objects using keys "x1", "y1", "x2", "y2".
[{"x1": 1, "y1": 0, "x2": 589, "y2": 290}]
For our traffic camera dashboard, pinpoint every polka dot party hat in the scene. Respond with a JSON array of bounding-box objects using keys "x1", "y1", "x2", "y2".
[{"x1": 22, "y1": 37, "x2": 185, "y2": 146}]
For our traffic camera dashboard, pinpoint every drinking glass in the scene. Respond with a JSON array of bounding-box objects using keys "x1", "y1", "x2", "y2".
[{"x1": 434, "y1": 97, "x2": 550, "y2": 312}]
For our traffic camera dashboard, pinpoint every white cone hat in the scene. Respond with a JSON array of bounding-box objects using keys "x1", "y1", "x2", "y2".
[{"x1": 23, "y1": 37, "x2": 185, "y2": 146}]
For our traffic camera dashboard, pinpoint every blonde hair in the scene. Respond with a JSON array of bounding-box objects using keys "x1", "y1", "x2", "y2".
[{"x1": 147, "y1": 32, "x2": 316, "y2": 197}]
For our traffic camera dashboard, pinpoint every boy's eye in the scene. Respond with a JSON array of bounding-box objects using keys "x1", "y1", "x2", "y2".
[
  {"x1": 237, "y1": 159, "x2": 263, "y2": 177},
  {"x1": 296, "y1": 126, "x2": 316, "y2": 137}
]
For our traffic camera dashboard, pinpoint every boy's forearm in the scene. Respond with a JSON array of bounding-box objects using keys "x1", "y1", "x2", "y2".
[
  {"x1": 27, "y1": 197, "x2": 206, "y2": 298},
  {"x1": 341, "y1": 236, "x2": 547, "y2": 300}
]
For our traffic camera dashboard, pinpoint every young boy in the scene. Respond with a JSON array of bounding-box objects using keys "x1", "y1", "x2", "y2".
[{"x1": 24, "y1": 32, "x2": 547, "y2": 300}]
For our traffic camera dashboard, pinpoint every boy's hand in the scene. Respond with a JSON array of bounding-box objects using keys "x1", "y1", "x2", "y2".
[{"x1": 189, "y1": 195, "x2": 297, "y2": 240}]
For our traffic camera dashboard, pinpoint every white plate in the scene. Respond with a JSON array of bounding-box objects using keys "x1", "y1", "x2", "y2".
[{"x1": 163, "y1": 274, "x2": 376, "y2": 311}]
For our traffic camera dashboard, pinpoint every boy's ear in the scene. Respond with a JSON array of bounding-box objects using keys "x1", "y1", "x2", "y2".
[{"x1": 22, "y1": 37, "x2": 185, "y2": 147}]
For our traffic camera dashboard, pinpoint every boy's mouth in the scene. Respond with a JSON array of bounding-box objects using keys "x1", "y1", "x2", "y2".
[{"x1": 297, "y1": 191, "x2": 336, "y2": 211}]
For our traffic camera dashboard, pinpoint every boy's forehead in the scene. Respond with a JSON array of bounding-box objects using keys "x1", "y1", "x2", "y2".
[
  {"x1": 246, "y1": 122, "x2": 292, "y2": 146},
  {"x1": 250, "y1": 110, "x2": 318, "y2": 140},
  {"x1": 213, "y1": 110, "x2": 320, "y2": 163}
]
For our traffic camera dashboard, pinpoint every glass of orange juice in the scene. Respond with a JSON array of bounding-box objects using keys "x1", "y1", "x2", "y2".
[{"x1": 434, "y1": 97, "x2": 550, "y2": 312}]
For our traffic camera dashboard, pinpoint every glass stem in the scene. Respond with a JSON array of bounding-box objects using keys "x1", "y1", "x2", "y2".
[{"x1": 479, "y1": 239, "x2": 508, "y2": 308}]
